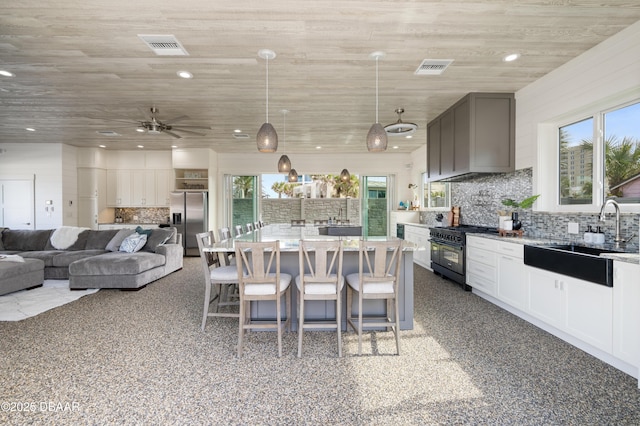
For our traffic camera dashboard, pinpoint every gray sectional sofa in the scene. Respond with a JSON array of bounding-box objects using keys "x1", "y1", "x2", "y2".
[{"x1": 0, "y1": 227, "x2": 183, "y2": 295}]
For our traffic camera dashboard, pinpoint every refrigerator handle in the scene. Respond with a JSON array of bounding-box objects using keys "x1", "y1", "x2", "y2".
[{"x1": 173, "y1": 213, "x2": 182, "y2": 224}]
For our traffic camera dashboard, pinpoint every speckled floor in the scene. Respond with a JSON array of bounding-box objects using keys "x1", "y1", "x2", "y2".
[{"x1": 1, "y1": 258, "x2": 639, "y2": 425}]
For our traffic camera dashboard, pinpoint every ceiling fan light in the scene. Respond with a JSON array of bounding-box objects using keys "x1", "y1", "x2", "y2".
[
  {"x1": 366, "y1": 123, "x2": 388, "y2": 152},
  {"x1": 257, "y1": 122, "x2": 278, "y2": 152},
  {"x1": 277, "y1": 154, "x2": 291, "y2": 173},
  {"x1": 340, "y1": 168, "x2": 350, "y2": 182},
  {"x1": 288, "y1": 169, "x2": 298, "y2": 182}
]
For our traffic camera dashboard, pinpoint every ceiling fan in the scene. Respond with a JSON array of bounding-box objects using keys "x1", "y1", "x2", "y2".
[{"x1": 99, "y1": 107, "x2": 212, "y2": 139}]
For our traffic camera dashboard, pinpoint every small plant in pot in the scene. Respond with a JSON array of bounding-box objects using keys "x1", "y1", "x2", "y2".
[{"x1": 501, "y1": 194, "x2": 540, "y2": 230}]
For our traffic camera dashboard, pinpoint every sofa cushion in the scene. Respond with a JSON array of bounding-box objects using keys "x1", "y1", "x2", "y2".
[
  {"x1": 18, "y1": 250, "x2": 61, "y2": 267},
  {"x1": 69, "y1": 252, "x2": 166, "y2": 276},
  {"x1": 3, "y1": 229, "x2": 53, "y2": 251},
  {"x1": 105, "y1": 229, "x2": 135, "y2": 252},
  {"x1": 142, "y1": 228, "x2": 176, "y2": 253},
  {"x1": 51, "y1": 249, "x2": 109, "y2": 268},
  {"x1": 119, "y1": 233, "x2": 147, "y2": 253},
  {"x1": 0, "y1": 257, "x2": 44, "y2": 279},
  {"x1": 0, "y1": 228, "x2": 6, "y2": 250},
  {"x1": 85, "y1": 229, "x2": 119, "y2": 250}
]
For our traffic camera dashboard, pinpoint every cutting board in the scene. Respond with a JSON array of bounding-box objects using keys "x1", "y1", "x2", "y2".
[{"x1": 447, "y1": 207, "x2": 460, "y2": 227}]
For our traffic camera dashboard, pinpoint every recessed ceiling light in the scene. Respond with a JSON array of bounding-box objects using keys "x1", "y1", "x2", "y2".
[
  {"x1": 0, "y1": 70, "x2": 14, "y2": 77},
  {"x1": 171, "y1": 145, "x2": 178, "y2": 149},
  {"x1": 233, "y1": 129, "x2": 242, "y2": 133},
  {"x1": 25, "y1": 127, "x2": 36, "y2": 132},
  {"x1": 136, "y1": 127, "x2": 146, "y2": 133},
  {"x1": 316, "y1": 146, "x2": 322, "y2": 150},
  {"x1": 99, "y1": 145, "x2": 106, "y2": 148},
  {"x1": 137, "y1": 145, "x2": 144, "y2": 149},
  {"x1": 405, "y1": 135, "x2": 413, "y2": 139},
  {"x1": 177, "y1": 70, "x2": 193, "y2": 79},
  {"x1": 503, "y1": 53, "x2": 520, "y2": 62},
  {"x1": 392, "y1": 145, "x2": 399, "y2": 149}
]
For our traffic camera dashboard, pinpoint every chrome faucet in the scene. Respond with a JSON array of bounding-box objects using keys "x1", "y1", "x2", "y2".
[{"x1": 598, "y1": 199, "x2": 624, "y2": 244}]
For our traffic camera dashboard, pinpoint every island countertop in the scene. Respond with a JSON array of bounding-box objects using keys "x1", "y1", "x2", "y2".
[{"x1": 203, "y1": 224, "x2": 417, "y2": 253}]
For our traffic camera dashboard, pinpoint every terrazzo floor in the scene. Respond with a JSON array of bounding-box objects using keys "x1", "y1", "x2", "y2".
[{"x1": 1, "y1": 257, "x2": 639, "y2": 425}]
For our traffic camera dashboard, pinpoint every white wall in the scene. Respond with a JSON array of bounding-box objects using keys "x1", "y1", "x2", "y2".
[
  {"x1": 0, "y1": 143, "x2": 70, "y2": 229},
  {"x1": 515, "y1": 20, "x2": 640, "y2": 212}
]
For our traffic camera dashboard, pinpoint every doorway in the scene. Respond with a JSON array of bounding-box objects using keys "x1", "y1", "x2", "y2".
[
  {"x1": 0, "y1": 179, "x2": 35, "y2": 229},
  {"x1": 361, "y1": 176, "x2": 391, "y2": 237}
]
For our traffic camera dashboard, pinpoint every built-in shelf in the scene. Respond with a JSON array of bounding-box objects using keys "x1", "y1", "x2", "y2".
[{"x1": 175, "y1": 168, "x2": 208, "y2": 191}]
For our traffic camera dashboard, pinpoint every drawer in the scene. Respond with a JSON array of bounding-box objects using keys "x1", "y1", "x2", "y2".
[
  {"x1": 467, "y1": 259, "x2": 496, "y2": 282},
  {"x1": 467, "y1": 246, "x2": 497, "y2": 267},
  {"x1": 467, "y1": 235, "x2": 498, "y2": 251},
  {"x1": 467, "y1": 272, "x2": 496, "y2": 296},
  {"x1": 497, "y1": 241, "x2": 524, "y2": 259}
]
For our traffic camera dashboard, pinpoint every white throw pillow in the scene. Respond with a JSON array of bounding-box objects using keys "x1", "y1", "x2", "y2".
[{"x1": 119, "y1": 233, "x2": 147, "y2": 253}]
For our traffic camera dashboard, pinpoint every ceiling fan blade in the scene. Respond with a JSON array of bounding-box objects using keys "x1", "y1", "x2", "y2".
[
  {"x1": 171, "y1": 128, "x2": 207, "y2": 136},
  {"x1": 164, "y1": 115, "x2": 189, "y2": 124},
  {"x1": 162, "y1": 130, "x2": 183, "y2": 139},
  {"x1": 170, "y1": 125, "x2": 212, "y2": 130}
]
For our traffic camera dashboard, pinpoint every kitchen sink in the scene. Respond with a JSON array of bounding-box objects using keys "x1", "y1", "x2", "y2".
[{"x1": 524, "y1": 244, "x2": 614, "y2": 287}]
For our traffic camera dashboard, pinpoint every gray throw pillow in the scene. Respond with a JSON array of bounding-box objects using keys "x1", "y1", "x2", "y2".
[
  {"x1": 105, "y1": 229, "x2": 135, "y2": 252},
  {"x1": 142, "y1": 228, "x2": 176, "y2": 253}
]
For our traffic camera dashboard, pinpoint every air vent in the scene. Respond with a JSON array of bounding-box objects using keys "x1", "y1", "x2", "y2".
[
  {"x1": 232, "y1": 133, "x2": 250, "y2": 139},
  {"x1": 414, "y1": 59, "x2": 454, "y2": 75},
  {"x1": 96, "y1": 130, "x2": 120, "y2": 137},
  {"x1": 138, "y1": 35, "x2": 189, "y2": 56}
]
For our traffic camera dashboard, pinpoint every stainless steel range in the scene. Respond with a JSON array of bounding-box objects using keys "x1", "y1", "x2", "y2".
[{"x1": 429, "y1": 225, "x2": 498, "y2": 291}]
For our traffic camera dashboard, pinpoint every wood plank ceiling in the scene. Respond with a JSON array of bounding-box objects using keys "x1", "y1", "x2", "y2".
[{"x1": 1, "y1": 1, "x2": 639, "y2": 153}]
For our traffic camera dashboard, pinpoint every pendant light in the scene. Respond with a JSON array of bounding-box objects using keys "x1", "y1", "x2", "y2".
[
  {"x1": 340, "y1": 168, "x2": 350, "y2": 182},
  {"x1": 256, "y1": 49, "x2": 278, "y2": 153},
  {"x1": 277, "y1": 109, "x2": 291, "y2": 172},
  {"x1": 288, "y1": 168, "x2": 298, "y2": 182},
  {"x1": 366, "y1": 51, "x2": 388, "y2": 152}
]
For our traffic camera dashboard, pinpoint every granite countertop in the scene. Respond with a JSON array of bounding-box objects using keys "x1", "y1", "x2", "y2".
[{"x1": 469, "y1": 233, "x2": 640, "y2": 265}]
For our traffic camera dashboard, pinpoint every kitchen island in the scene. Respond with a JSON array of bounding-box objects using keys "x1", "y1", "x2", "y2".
[{"x1": 203, "y1": 224, "x2": 417, "y2": 330}]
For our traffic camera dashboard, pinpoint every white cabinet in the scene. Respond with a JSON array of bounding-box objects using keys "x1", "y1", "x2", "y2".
[
  {"x1": 78, "y1": 168, "x2": 106, "y2": 229},
  {"x1": 131, "y1": 170, "x2": 156, "y2": 206},
  {"x1": 613, "y1": 261, "x2": 640, "y2": 367},
  {"x1": 496, "y1": 243, "x2": 526, "y2": 310},
  {"x1": 155, "y1": 169, "x2": 173, "y2": 207},
  {"x1": 526, "y1": 265, "x2": 613, "y2": 352},
  {"x1": 106, "y1": 169, "x2": 131, "y2": 206},
  {"x1": 404, "y1": 225, "x2": 430, "y2": 269},
  {"x1": 466, "y1": 236, "x2": 498, "y2": 296}
]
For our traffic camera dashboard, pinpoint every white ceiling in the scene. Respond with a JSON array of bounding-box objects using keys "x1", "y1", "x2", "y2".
[{"x1": 1, "y1": 1, "x2": 639, "y2": 153}]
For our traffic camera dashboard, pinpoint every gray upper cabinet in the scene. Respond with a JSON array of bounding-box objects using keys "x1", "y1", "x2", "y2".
[{"x1": 427, "y1": 92, "x2": 515, "y2": 181}]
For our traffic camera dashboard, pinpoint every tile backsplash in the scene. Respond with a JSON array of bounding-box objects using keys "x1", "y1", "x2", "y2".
[
  {"x1": 115, "y1": 207, "x2": 170, "y2": 224},
  {"x1": 419, "y1": 167, "x2": 639, "y2": 251}
]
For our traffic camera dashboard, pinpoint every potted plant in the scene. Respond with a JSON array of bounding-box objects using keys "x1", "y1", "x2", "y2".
[{"x1": 500, "y1": 194, "x2": 540, "y2": 230}]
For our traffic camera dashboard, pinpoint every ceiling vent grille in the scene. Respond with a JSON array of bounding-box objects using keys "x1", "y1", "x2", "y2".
[
  {"x1": 232, "y1": 133, "x2": 250, "y2": 139},
  {"x1": 138, "y1": 35, "x2": 189, "y2": 56},
  {"x1": 414, "y1": 59, "x2": 454, "y2": 75},
  {"x1": 96, "y1": 130, "x2": 120, "y2": 137}
]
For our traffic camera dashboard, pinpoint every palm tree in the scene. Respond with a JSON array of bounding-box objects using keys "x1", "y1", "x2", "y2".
[
  {"x1": 332, "y1": 174, "x2": 359, "y2": 198},
  {"x1": 233, "y1": 176, "x2": 254, "y2": 199},
  {"x1": 581, "y1": 135, "x2": 640, "y2": 197},
  {"x1": 271, "y1": 181, "x2": 287, "y2": 198}
]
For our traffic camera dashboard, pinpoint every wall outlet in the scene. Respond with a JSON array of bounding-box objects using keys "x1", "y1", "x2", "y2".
[
  {"x1": 568, "y1": 222, "x2": 579, "y2": 234},
  {"x1": 133, "y1": 215, "x2": 139, "y2": 221}
]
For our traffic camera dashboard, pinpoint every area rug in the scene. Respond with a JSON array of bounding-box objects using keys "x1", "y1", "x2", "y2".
[{"x1": 0, "y1": 280, "x2": 98, "y2": 321}]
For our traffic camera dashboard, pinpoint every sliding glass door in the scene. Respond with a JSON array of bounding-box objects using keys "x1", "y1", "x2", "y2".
[
  {"x1": 224, "y1": 175, "x2": 258, "y2": 232},
  {"x1": 361, "y1": 176, "x2": 392, "y2": 237}
]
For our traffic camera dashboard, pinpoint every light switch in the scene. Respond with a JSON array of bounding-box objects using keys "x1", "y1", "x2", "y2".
[{"x1": 568, "y1": 222, "x2": 579, "y2": 234}]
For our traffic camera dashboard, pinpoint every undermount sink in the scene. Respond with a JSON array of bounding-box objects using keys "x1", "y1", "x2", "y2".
[{"x1": 524, "y1": 244, "x2": 614, "y2": 287}]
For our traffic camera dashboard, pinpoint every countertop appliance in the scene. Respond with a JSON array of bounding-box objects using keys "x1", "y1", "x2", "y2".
[
  {"x1": 429, "y1": 225, "x2": 498, "y2": 291},
  {"x1": 170, "y1": 191, "x2": 208, "y2": 256}
]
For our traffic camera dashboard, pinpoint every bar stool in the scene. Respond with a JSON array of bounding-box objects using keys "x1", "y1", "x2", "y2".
[
  {"x1": 296, "y1": 239, "x2": 344, "y2": 357},
  {"x1": 235, "y1": 240, "x2": 292, "y2": 357},
  {"x1": 346, "y1": 239, "x2": 403, "y2": 355},
  {"x1": 219, "y1": 227, "x2": 232, "y2": 241},
  {"x1": 234, "y1": 225, "x2": 244, "y2": 237},
  {"x1": 196, "y1": 231, "x2": 240, "y2": 331}
]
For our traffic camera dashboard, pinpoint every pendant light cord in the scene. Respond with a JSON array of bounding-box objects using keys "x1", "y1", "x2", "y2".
[
  {"x1": 265, "y1": 56, "x2": 269, "y2": 122},
  {"x1": 375, "y1": 56, "x2": 379, "y2": 123}
]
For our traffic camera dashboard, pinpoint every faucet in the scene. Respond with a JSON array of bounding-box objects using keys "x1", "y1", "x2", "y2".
[{"x1": 598, "y1": 199, "x2": 624, "y2": 244}]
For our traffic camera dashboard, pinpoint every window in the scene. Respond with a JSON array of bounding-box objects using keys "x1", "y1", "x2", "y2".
[
  {"x1": 422, "y1": 173, "x2": 450, "y2": 209},
  {"x1": 558, "y1": 100, "x2": 640, "y2": 206}
]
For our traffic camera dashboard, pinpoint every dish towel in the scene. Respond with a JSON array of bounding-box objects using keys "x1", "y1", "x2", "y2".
[{"x1": 50, "y1": 226, "x2": 89, "y2": 249}]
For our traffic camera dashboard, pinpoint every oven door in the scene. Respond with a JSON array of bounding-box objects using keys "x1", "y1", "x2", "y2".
[{"x1": 431, "y1": 241, "x2": 464, "y2": 275}]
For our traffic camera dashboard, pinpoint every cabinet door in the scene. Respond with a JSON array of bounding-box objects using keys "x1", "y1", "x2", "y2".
[
  {"x1": 107, "y1": 170, "x2": 131, "y2": 206},
  {"x1": 613, "y1": 262, "x2": 640, "y2": 366},
  {"x1": 564, "y1": 277, "x2": 613, "y2": 352},
  {"x1": 78, "y1": 168, "x2": 98, "y2": 197},
  {"x1": 131, "y1": 170, "x2": 156, "y2": 206},
  {"x1": 439, "y1": 110, "x2": 454, "y2": 177},
  {"x1": 453, "y1": 97, "x2": 470, "y2": 173},
  {"x1": 527, "y1": 266, "x2": 564, "y2": 328},
  {"x1": 497, "y1": 254, "x2": 526, "y2": 310},
  {"x1": 155, "y1": 169, "x2": 173, "y2": 207},
  {"x1": 427, "y1": 120, "x2": 441, "y2": 179}
]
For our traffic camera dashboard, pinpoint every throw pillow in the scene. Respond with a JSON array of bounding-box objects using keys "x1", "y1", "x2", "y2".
[
  {"x1": 119, "y1": 233, "x2": 147, "y2": 253},
  {"x1": 105, "y1": 229, "x2": 135, "y2": 252},
  {"x1": 142, "y1": 228, "x2": 176, "y2": 253},
  {"x1": 135, "y1": 226, "x2": 153, "y2": 237}
]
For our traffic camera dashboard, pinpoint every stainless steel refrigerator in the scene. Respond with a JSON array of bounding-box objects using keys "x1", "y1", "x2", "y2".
[{"x1": 170, "y1": 191, "x2": 208, "y2": 256}]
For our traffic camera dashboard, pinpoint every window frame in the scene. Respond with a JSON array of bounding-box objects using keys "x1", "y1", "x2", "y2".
[{"x1": 421, "y1": 173, "x2": 451, "y2": 211}]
